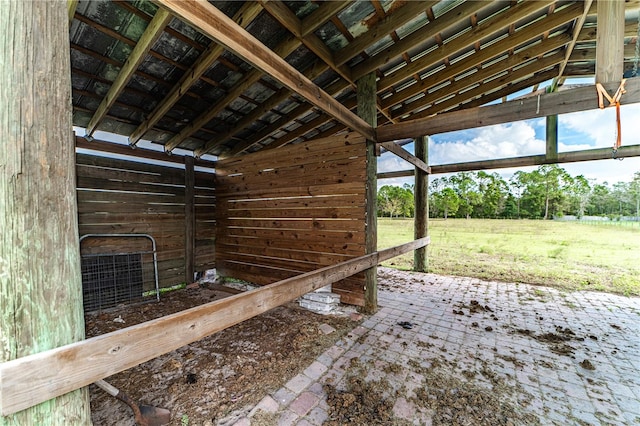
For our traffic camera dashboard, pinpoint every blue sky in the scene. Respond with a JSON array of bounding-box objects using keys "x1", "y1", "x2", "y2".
[{"x1": 379, "y1": 78, "x2": 640, "y2": 188}]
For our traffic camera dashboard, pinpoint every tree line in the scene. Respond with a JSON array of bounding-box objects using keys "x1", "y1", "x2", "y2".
[{"x1": 377, "y1": 165, "x2": 640, "y2": 220}]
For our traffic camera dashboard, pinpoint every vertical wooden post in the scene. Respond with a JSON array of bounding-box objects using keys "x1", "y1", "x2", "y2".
[
  {"x1": 414, "y1": 136, "x2": 429, "y2": 272},
  {"x1": 185, "y1": 156, "x2": 196, "y2": 283},
  {"x1": 546, "y1": 115, "x2": 558, "y2": 161},
  {"x1": 595, "y1": 0, "x2": 625, "y2": 83},
  {"x1": 357, "y1": 72, "x2": 378, "y2": 314},
  {"x1": 0, "y1": 2, "x2": 90, "y2": 423}
]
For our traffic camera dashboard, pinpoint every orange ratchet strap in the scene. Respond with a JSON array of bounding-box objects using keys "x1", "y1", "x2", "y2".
[{"x1": 595, "y1": 79, "x2": 627, "y2": 151}]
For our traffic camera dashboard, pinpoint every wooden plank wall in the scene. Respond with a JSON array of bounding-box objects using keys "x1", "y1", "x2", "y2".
[
  {"x1": 215, "y1": 133, "x2": 367, "y2": 306},
  {"x1": 76, "y1": 153, "x2": 216, "y2": 289}
]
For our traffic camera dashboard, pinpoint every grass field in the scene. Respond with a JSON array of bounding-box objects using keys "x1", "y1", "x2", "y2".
[{"x1": 378, "y1": 218, "x2": 640, "y2": 296}]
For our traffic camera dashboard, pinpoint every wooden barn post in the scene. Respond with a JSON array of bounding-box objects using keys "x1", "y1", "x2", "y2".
[
  {"x1": 0, "y1": 1, "x2": 91, "y2": 423},
  {"x1": 185, "y1": 156, "x2": 196, "y2": 283},
  {"x1": 358, "y1": 72, "x2": 378, "y2": 313},
  {"x1": 414, "y1": 136, "x2": 429, "y2": 272},
  {"x1": 595, "y1": 0, "x2": 625, "y2": 83}
]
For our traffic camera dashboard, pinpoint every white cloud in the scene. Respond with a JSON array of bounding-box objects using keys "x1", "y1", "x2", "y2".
[
  {"x1": 560, "y1": 104, "x2": 640, "y2": 149},
  {"x1": 430, "y1": 121, "x2": 544, "y2": 164}
]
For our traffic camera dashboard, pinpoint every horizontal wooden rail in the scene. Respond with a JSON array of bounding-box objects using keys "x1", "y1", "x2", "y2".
[
  {"x1": 377, "y1": 145, "x2": 640, "y2": 179},
  {"x1": 0, "y1": 237, "x2": 429, "y2": 416}
]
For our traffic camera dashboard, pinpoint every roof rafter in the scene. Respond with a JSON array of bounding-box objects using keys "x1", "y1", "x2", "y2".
[
  {"x1": 557, "y1": 0, "x2": 593, "y2": 80},
  {"x1": 380, "y1": 3, "x2": 583, "y2": 111},
  {"x1": 300, "y1": 1, "x2": 351, "y2": 38},
  {"x1": 407, "y1": 54, "x2": 565, "y2": 120},
  {"x1": 258, "y1": 0, "x2": 353, "y2": 83},
  {"x1": 378, "y1": 77, "x2": 640, "y2": 142},
  {"x1": 392, "y1": 36, "x2": 571, "y2": 119},
  {"x1": 85, "y1": 8, "x2": 173, "y2": 136},
  {"x1": 333, "y1": 1, "x2": 438, "y2": 68},
  {"x1": 376, "y1": 0, "x2": 555, "y2": 93},
  {"x1": 351, "y1": 1, "x2": 493, "y2": 81},
  {"x1": 128, "y1": 2, "x2": 263, "y2": 145},
  {"x1": 155, "y1": 0, "x2": 373, "y2": 141}
]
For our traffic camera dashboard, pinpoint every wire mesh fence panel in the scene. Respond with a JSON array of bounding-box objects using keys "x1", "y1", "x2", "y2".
[{"x1": 80, "y1": 234, "x2": 160, "y2": 313}]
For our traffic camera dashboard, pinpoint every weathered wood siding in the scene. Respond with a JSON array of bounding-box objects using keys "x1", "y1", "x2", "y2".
[
  {"x1": 76, "y1": 153, "x2": 215, "y2": 288},
  {"x1": 215, "y1": 133, "x2": 367, "y2": 306}
]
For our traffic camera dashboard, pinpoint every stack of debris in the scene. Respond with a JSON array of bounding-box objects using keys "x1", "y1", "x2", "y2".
[{"x1": 299, "y1": 290, "x2": 340, "y2": 314}]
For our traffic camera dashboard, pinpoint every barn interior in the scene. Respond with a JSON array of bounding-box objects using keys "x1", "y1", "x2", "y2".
[{"x1": 2, "y1": 0, "x2": 640, "y2": 422}]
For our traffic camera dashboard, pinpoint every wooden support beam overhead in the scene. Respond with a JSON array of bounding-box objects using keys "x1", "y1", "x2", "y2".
[
  {"x1": 378, "y1": 144, "x2": 640, "y2": 179},
  {"x1": 452, "y1": 69, "x2": 560, "y2": 111},
  {"x1": 258, "y1": 0, "x2": 353, "y2": 85},
  {"x1": 377, "y1": 78, "x2": 640, "y2": 142},
  {"x1": 163, "y1": 33, "x2": 301, "y2": 153},
  {"x1": 577, "y1": 20, "x2": 639, "y2": 42},
  {"x1": 380, "y1": 3, "x2": 583, "y2": 111},
  {"x1": 334, "y1": 1, "x2": 438, "y2": 68},
  {"x1": 376, "y1": 0, "x2": 554, "y2": 93},
  {"x1": 0, "y1": 238, "x2": 428, "y2": 416},
  {"x1": 379, "y1": 142, "x2": 430, "y2": 174},
  {"x1": 570, "y1": 42, "x2": 639, "y2": 62},
  {"x1": 596, "y1": 0, "x2": 626, "y2": 82},
  {"x1": 76, "y1": 136, "x2": 216, "y2": 168},
  {"x1": 558, "y1": 0, "x2": 594, "y2": 79},
  {"x1": 85, "y1": 8, "x2": 172, "y2": 136},
  {"x1": 155, "y1": 0, "x2": 375, "y2": 143},
  {"x1": 391, "y1": 38, "x2": 570, "y2": 119},
  {"x1": 300, "y1": 1, "x2": 351, "y2": 38},
  {"x1": 128, "y1": 2, "x2": 263, "y2": 146},
  {"x1": 351, "y1": 1, "x2": 490, "y2": 81},
  {"x1": 404, "y1": 52, "x2": 565, "y2": 121}
]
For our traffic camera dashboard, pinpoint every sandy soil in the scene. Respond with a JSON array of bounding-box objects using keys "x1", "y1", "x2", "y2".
[{"x1": 87, "y1": 283, "x2": 358, "y2": 425}]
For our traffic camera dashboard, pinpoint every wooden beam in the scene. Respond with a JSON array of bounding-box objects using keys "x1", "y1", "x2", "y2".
[
  {"x1": 414, "y1": 135, "x2": 428, "y2": 273},
  {"x1": 156, "y1": 0, "x2": 375, "y2": 141},
  {"x1": 1, "y1": 1, "x2": 90, "y2": 421},
  {"x1": 450, "y1": 69, "x2": 560, "y2": 111},
  {"x1": 357, "y1": 72, "x2": 378, "y2": 314},
  {"x1": 259, "y1": 0, "x2": 353, "y2": 86},
  {"x1": 334, "y1": 1, "x2": 437, "y2": 68},
  {"x1": 377, "y1": 77, "x2": 640, "y2": 142},
  {"x1": 301, "y1": 1, "x2": 351, "y2": 38},
  {"x1": 403, "y1": 52, "x2": 565, "y2": 121},
  {"x1": 184, "y1": 156, "x2": 195, "y2": 284},
  {"x1": 376, "y1": 0, "x2": 554, "y2": 93},
  {"x1": 85, "y1": 8, "x2": 172, "y2": 136},
  {"x1": 0, "y1": 237, "x2": 429, "y2": 416},
  {"x1": 577, "y1": 20, "x2": 639, "y2": 42},
  {"x1": 596, "y1": 0, "x2": 626, "y2": 82},
  {"x1": 352, "y1": 1, "x2": 489, "y2": 81},
  {"x1": 128, "y1": 2, "x2": 263, "y2": 146},
  {"x1": 377, "y1": 144, "x2": 640, "y2": 178},
  {"x1": 379, "y1": 142, "x2": 430, "y2": 174},
  {"x1": 558, "y1": 0, "x2": 593, "y2": 79},
  {"x1": 390, "y1": 39, "x2": 570, "y2": 119},
  {"x1": 75, "y1": 136, "x2": 216, "y2": 168},
  {"x1": 380, "y1": 3, "x2": 583, "y2": 110}
]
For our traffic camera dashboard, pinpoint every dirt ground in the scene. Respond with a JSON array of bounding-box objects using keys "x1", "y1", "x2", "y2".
[{"x1": 87, "y1": 283, "x2": 357, "y2": 425}]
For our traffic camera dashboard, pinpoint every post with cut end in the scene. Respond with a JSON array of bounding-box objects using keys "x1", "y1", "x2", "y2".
[
  {"x1": 414, "y1": 135, "x2": 429, "y2": 272},
  {"x1": 357, "y1": 72, "x2": 378, "y2": 314},
  {"x1": 185, "y1": 156, "x2": 196, "y2": 284},
  {"x1": 546, "y1": 84, "x2": 558, "y2": 162},
  {"x1": 595, "y1": 0, "x2": 625, "y2": 83},
  {"x1": 0, "y1": 2, "x2": 91, "y2": 423}
]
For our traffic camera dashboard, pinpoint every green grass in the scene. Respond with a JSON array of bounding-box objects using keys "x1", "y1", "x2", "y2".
[{"x1": 378, "y1": 218, "x2": 640, "y2": 296}]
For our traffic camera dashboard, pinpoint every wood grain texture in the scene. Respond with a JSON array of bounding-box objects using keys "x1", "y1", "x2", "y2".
[
  {"x1": 378, "y1": 78, "x2": 640, "y2": 141},
  {"x1": 414, "y1": 136, "x2": 428, "y2": 272},
  {"x1": 156, "y1": 0, "x2": 375, "y2": 143},
  {"x1": 216, "y1": 134, "x2": 367, "y2": 305},
  {"x1": 0, "y1": 238, "x2": 428, "y2": 415},
  {"x1": 0, "y1": 1, "x2": 90, "y2": 422}
]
